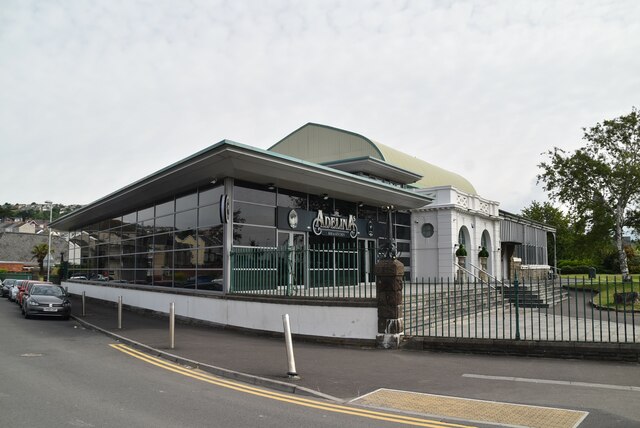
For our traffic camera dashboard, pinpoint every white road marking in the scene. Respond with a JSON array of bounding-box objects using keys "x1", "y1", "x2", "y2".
[{"x1": 463, "y1": 373, "x2": 640, "y2": 392}]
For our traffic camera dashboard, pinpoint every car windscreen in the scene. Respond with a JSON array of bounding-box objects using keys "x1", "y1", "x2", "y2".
[{"x1": 31, "y1": 285, "x2": 65, "y2": 297}]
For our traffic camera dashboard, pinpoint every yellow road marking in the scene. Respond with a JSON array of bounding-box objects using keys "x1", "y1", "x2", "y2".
[{"x1": 109, "y1": 343, "x2": 475, "y2": 428}]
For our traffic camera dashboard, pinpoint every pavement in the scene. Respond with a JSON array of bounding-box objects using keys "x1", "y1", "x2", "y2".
[{"x1": 69, "y1": 294, "x2": 640, "y2": 428}]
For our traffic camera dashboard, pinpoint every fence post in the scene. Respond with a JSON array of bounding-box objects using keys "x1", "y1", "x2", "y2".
[{"x1": 514, "y1": 273, "x2": 520, "y2": 340}]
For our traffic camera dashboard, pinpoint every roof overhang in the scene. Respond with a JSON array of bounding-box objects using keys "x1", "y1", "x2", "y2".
[
  {"x1": 321, "y1": 156, "x2": 423, "y2": 185},
  {"x1": 499, "y1": 210, "x2": 556, "y2": 233},
  {"x1": 52, "y1": 141, "x2": 433, "y2": 231}
]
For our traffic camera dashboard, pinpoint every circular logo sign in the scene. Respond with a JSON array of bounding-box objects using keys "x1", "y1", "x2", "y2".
[{"x1": 288, "y1": 209, "x2": 298, "y2": 229}]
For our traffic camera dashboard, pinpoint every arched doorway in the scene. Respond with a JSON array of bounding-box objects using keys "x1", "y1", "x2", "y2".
[{"x1": 481, "y1": 230, "x2": 492, "y2": 276}]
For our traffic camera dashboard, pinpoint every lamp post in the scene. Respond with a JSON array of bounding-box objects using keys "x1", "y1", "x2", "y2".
[{"x1": 45, "y1": 200, "x2": 53, "y2": 282}]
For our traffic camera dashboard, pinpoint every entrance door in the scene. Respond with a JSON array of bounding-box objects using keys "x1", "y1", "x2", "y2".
[
  {"x1": 277, "y1": 232, "x2": 306, "y2": 292},
  {"x1": 358, "y1": 239, "x2": 376, "y2": 284}
]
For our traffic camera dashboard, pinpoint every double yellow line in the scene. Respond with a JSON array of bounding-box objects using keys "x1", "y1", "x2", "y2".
[{"x1": 110, "y1": 343, "x2": 474, "y2": 428}]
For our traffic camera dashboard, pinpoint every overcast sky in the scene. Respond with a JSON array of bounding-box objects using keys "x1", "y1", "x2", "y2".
[{"x1": 1, "y1": 0, "x2": 638, "y2": 213}]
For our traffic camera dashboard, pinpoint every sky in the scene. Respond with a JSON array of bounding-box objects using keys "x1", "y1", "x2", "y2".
[{"x1": 1, "y1": 0, "x2": 639, "y2": 213}]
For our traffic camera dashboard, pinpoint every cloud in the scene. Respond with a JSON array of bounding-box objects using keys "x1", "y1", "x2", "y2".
[{"x1": 1, "y1": 0, "x2": 639, "y2": 212}]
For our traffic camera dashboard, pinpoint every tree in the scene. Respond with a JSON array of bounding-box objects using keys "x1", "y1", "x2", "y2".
[
  {"x1": 538, "y1": 107, "x2": 640, "y2": 280},
  {"x1": 521, "y1": 201, "x2": 574, "y2": 262},
  {"x1": 31, "y1": 243, "x2": 50, "y2": 277}
]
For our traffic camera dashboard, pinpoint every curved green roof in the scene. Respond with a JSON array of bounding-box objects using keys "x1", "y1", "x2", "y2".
[{"x1": 270, "y1": 123, "x2": 477, "y2": 195}]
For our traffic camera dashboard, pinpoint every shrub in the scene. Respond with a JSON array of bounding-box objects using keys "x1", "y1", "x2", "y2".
[{"x1": 455, "y1": 244, "x2": 467, "y2": 257}]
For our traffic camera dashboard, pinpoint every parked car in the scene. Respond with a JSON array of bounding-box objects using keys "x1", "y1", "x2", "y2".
[
  {"x1": 17, "y1": 280, "x2": 52, "y2": 306},
  {"x1": 22, "y1": 284, "x2": 71, "y2": 320},
  {"x1": 2, "y1": 278, "x2": 17, "y2": 298},
  {"x1": 21, "y1": 282, "x2": 50, "y2": 314},
  {"x1": 10, "y1": 280, "x2": 25, "y2": 302}
]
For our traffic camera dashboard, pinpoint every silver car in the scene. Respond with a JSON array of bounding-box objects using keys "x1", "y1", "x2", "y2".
[
  {"x1": 10, "y1": 279, "x2": 25, "y2": 302},
  {"x1": 22, "y1": 284, "x2": 72, "y2": 320}
]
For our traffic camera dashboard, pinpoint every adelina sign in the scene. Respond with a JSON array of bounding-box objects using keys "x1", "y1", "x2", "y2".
[
  {"x1": 277, "y1": 207, "x2": 376, "y2": 239},
  {"x1": 312, "y1": 210, "x2": 358, "y2": 238}
]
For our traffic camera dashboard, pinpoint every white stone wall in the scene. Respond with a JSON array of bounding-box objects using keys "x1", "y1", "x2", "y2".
[{"x1": 62, "y1": 281, "x2": 378, "y2": 340}]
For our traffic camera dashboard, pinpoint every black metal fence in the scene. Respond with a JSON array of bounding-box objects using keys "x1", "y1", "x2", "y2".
[{"x1": 403, "y1": 276, "x2": 638, "y2": 344}]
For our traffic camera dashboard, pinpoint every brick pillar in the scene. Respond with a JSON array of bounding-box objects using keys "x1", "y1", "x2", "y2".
[{"x1": 375, "y1": 258, "x2": 404, "y2": 348}]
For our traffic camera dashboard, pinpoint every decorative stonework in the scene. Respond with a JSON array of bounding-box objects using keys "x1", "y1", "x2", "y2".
[{"x1": 456, "y1": 194, "x2": 469, "y2": 207}]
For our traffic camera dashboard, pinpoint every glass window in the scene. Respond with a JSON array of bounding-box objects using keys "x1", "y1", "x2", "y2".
[
  {"x1": 194, "y1": 270, "x2": 223, "y2": 291},
  {"x1": 277, "y1": 189, "x2": 307, "y2": 209},
  {"x1": 176, "y1": 192, "x2": 197, "y2": 212},
  {"x1": 136, "y1": 236, "x2": 152, "y2": 253},
  {"x1": 198, "y1": 204, "x2": 220, "y2": 228},
  {"x1": 122, "y1": 212, "x2": 137, "y2": 224},
  {"x1": 140, "y1": 219, "x2": 154, "y2": 236},
  {"x1": 309, "y1": 195, "x2": 332, "y2": 212},
  {"x1": 198, "y1": 225, "x2": 223, "y2": 247},
  {"x1": 357, "y1": 205, "x2": 377, "y2": 221},
  {"x1": 155, "y1": 214, "x2": 175, "y2": 232},
  {"x1": 396, "y1": 226, "x2": 411, "y2": 240},
  {"x1": 174, "y1": 269, "x2": 195, "y2": 288},
  {"x1": 200, "y1": 247, "x2": 223, "y2": 269},
  {"x1": 156, "y1": 200, "x2": 174, "y2": 217},
  {"x1": 334, "y1": 199, "x2": 356, "y2": 217},
  {"x1": 421, "y1": 223, "x2": 434, "y2": 238},
  {"x1": 122, "y1": 225, "x2": 136, "y2": 240},
  {"x1": 174, "y1": 229, "x2": 197, "y2": 250},
  {"x1": 174, "y1": 250, "x2": 197, "y2": 269},
  {"x1": 135, "y1": 253, "x2": 151, "y2": 270},
  {"x1": 138, "y1": 206, "x2": 154, "y2": 222},
  {"x1": 153, "y1": 251, "x2": 173, "y2": 269},
  {"x1": 199, "y1": 185, "x2": 224, "y2": 206},
  {"x1": 395, "y1": 211, "x2": 411, "y2": 226},
  {"x1": 458, "y1": 228, "x2": 466, "y2": 246},
  {"x1": 233, "y1": 225, "x2": 275, "y2": 247},
  {"x1": 234, "y1": 202, "x2": 275, "y2": 226},
  {"x1": 153, "y1": 233, "x2": 174, "y2": 252},
  {"x1": 176, "y1": 209, "x2": 197, "y2": 230},
  {"x1": 234, "y1": 181, "x2": 276, "y2": 205},
  {"x1": 122, "y1": 254, "x2": 135, "y2": 269}
]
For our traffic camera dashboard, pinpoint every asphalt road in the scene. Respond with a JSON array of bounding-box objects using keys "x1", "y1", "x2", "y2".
[{"x1": 0, "y1": 298, "x2": 481, "y2": 428}]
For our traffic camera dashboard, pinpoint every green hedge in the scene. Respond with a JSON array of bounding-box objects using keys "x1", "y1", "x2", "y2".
[{"x1": 559, "y1": 265, "x2": 592, "y2": 275}]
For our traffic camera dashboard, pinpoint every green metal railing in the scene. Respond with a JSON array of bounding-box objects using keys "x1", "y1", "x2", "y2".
[
  {"x1": 403, "y1": 276, "x2": 638, "y2": 344},
  {"x1": 230, "y1": 243, "x2": 375, "y2": 298},
  {"x1": 0, "y1": 272, "x2": 33, "y2": 281}
]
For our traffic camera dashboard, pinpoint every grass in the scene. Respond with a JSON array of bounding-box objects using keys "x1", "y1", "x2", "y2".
[{"x1": 558, "y1": 275, "x2": 640, "y2": 311}]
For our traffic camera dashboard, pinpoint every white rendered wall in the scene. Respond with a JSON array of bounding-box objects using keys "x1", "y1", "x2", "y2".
[
  {"x1": 62, "y1": 282, "x2": 378, "y2": 340},
  {"x1": 411, "y1": 186, "x2": 501, "y2": 281}
]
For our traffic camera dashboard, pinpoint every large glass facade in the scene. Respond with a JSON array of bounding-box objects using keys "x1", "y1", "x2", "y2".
[
  {"x1": 69, "y1": 183, "x2": 223, "y2": 290},
  {"x1": 69, "y1": 179, "x2": 413, "y2": 290}
]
